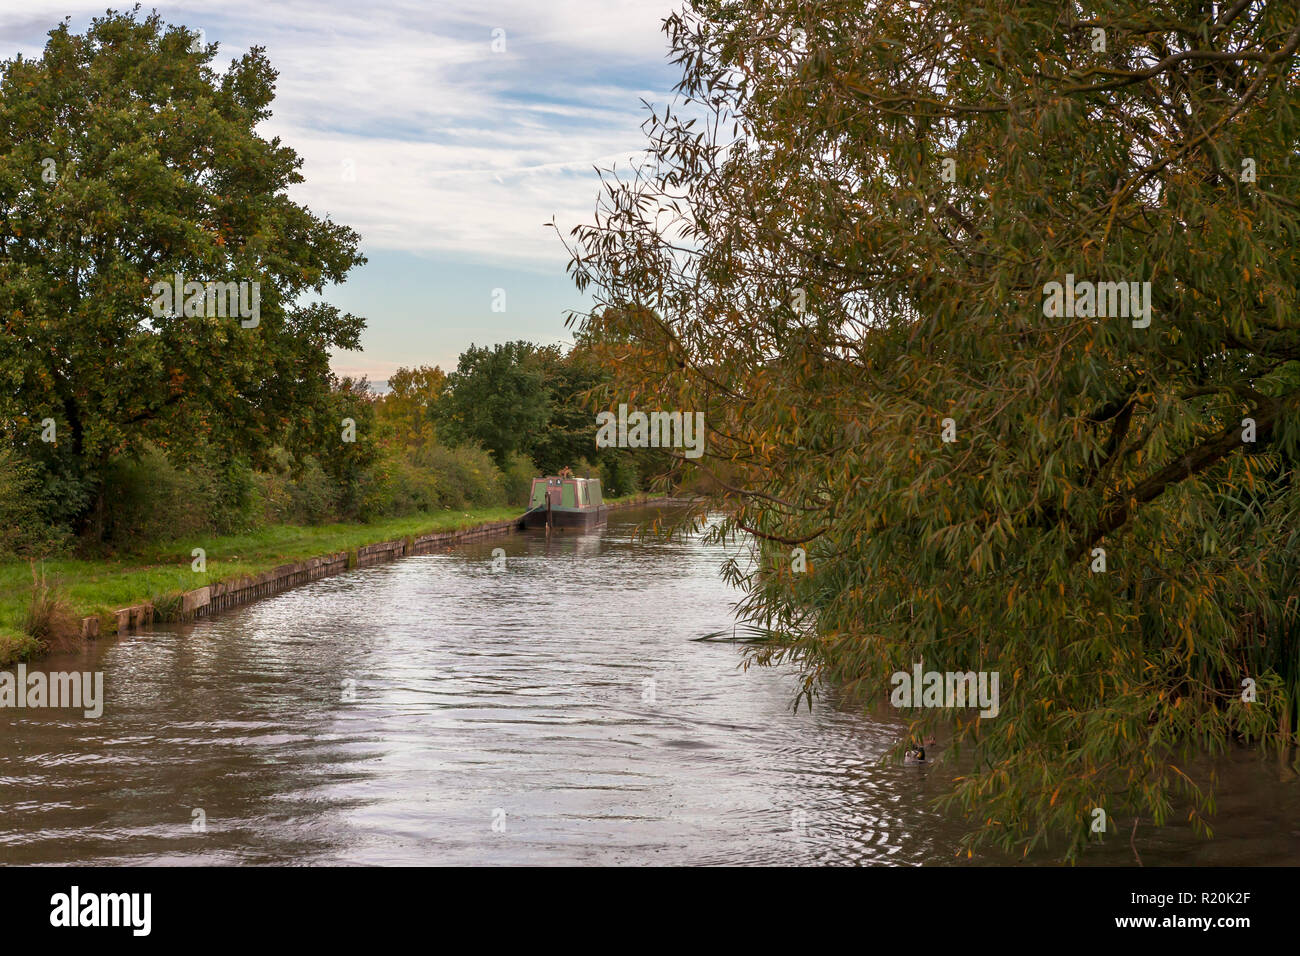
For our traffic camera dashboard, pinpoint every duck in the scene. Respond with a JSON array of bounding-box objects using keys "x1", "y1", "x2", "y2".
[{"x1": 903, "y1": 736, "x2": 936, "y2": 765}]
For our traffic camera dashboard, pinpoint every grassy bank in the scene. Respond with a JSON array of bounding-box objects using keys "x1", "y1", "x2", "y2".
[
  {"x1": 0, "y1": 495, "x2": 664, "y2": 667},
  {"x1": 0, "y1": 506, "x2": 523, "y2": 666}
]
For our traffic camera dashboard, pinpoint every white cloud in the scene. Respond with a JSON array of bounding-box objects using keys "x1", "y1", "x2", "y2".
[{"x1": 1, "y1": 0, "x2": 683, "y2": 265}]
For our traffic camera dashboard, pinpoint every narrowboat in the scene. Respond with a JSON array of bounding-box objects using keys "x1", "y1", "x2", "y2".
[{"x1": 519, "y1": 474, "x2": 607, "y2": 530}]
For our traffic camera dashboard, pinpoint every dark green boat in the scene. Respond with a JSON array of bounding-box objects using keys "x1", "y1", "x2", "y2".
[{"x1": 519, "y1": 474, "x2": 606, "y2": 530}]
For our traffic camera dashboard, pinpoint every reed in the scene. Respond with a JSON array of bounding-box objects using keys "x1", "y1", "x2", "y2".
[{"x1": 22, "y1": 562, "x2": 80, "y2": 653}]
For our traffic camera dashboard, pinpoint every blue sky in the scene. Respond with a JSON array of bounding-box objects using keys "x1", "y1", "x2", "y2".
[{"x1": 0, "y1": 0, "x2": 682, "y2": 380}]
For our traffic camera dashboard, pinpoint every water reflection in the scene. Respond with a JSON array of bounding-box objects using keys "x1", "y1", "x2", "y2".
[{"x1": 1, "y1": 507, "x2": 1296, "y2": 865}]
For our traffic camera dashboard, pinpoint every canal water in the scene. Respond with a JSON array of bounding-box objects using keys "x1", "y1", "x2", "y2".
[{"x1": 2, "y1": 505, "x2": 1297, "y2": 865}]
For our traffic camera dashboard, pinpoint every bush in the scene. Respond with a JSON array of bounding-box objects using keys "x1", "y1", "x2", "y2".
[
  {"x1": 598, "y1": 454, "x2": 640, "y2": 499},
  {"x1": 22, "y1": 563, "x2": 79, "y2": 653},
  {"x1": 100, "y1": 445, "x2": 258, "y2": 545},
  {"x1": 502, "y1": 452, "x2": 537, "y2": 507},
  {"x1": 352, "y1": 452, "x2": 442, "y2": 520},
  {"x1": 0, "y1": 448, "x2": 69, "y2": 557},
  {"x1": 256, "y1": 454, "x2": 342, "y2": 525},
  {"x1": 389, "y1": 457, "x2": 445, "y2": 513},
  {"x1": 411, "y1": 443, "x2": 506, "y2": 510},
  {"x1": 287, "y1": 457, "x2": 341, "y2": 523}
]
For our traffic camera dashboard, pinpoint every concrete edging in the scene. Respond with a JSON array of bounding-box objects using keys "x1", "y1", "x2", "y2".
[{"x1": 102, "y1": 495, "x2": 681, "y2": 636}]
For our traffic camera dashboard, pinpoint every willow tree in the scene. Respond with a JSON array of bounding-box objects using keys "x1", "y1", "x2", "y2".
[{"x1": 565, "y1": 0, "x2": 1300, "y2": 857}]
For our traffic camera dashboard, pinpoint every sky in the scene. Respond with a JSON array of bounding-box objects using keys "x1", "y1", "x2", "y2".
[{"x1": 0, "y1": 0, "x2": 683, "y2": 382}]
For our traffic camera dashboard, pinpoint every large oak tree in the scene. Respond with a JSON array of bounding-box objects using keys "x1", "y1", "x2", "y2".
[{"x1": 0, "y1": 10, "x2": 367, "y2": 534}]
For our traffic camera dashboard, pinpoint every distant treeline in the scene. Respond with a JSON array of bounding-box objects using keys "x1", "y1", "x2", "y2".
[{"x1": 0, "y1": 337, "x2": 671, "y2": 557}]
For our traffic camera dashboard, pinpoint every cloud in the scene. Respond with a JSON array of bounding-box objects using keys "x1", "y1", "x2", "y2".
[{"x1": 2, "y1": 0, "x2": 683, "y2": 265}]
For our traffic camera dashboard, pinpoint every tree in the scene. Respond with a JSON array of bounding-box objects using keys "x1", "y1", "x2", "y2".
[
  {"x1": 0, "y1": 10, "x2": 366, "y2": 536},
  {"x1": 375, "y1": 365, "x2": 445, "y2": 451},
  {"x1": 565, "y1": 0, "x2": 1300, "y2": 857},
  {"x1": 288, "y1": 374, "x2": 378, "y2": 516},
  {"x1": 523, "y1": 344, "x2": 600, "y2": 475},
  {"x1": 567, "y1": 309, "x2": 686, "y2": 493},
  {"x1": 436, "y1": 341, "x2": 549, "y2": 468}
]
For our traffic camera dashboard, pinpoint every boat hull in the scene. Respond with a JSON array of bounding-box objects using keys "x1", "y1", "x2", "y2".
[{"x1": 519, "y1": 506, "x2": 606, "y2": 531}]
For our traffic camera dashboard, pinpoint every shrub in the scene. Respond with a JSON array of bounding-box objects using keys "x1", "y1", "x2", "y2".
[
  {"x1": 502, "y1": 452, "x2": 537, "y2": 507},
  {"x1": 412, "y1": 443, "x2": 506, "y2": 510},
  {"x1": 100, "y1": 444, "x2": 258, "y2": 545},
  {"x1": 598, "y1": 455, "x2": 640, "y2": 499},
  {"x1": 0, "y1": 448, "x2": 69, "y2": 558},
  {"x1": 22, "y1": 563, "x2": 80, "y2": 653},
  {"x1": 353, "y1": 452, "x2": 445, "y2": 520},
  {"x1": 256, "y1": 454, "x2": 342, "y2": 525}
]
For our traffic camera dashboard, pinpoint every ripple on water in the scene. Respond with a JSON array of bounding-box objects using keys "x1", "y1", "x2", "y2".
[{"x1": 1, "y1": 507, "x2": 1296, "y2": 865}]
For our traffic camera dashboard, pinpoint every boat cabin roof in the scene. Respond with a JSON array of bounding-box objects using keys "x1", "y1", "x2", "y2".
[
  {"x1": 529, "y1": 475, "x2": 603, "y2": 508},
  {"x1": 534, "y1": 475, "x2": 600, "y2": 484}
]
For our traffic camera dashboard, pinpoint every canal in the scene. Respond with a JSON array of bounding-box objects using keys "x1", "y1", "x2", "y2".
[{"x1": 2, "y1": 505, "x2": 1297, "y2": 865}]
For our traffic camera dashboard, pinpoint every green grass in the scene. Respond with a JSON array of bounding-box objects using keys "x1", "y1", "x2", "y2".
[
  {"x1": 0, "y1": 629, "x2": 40, "y2": 667},
  {"x1": 0, "y1": 506, "x2": 521, "y2": 666},
  {"x1": 0, "y1": 494, "x2": 665, "y2": 666}
]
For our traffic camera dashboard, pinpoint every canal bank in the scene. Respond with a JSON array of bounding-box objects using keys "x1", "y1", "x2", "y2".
[
  {"x1": 1, "y1": 495, "x2": 685, "y2": 666},
  {"x1": 6, "y1": 501, "x2": 1295, "y2": 866}
]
